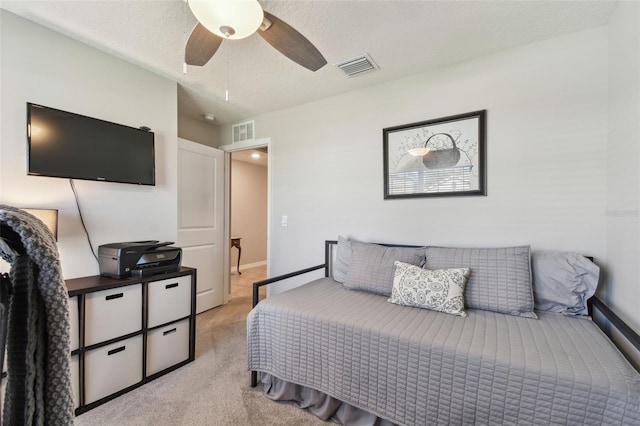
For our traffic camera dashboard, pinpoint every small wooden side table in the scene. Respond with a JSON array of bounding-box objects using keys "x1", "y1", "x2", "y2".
[{"x1": 231, "y1": 237, "x2": 242, "y2": 275}]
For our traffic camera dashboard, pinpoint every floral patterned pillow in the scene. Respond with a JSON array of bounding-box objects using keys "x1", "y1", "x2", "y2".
[{"x1": 388, "y1": 261, "x2": 470, "y2": 317}]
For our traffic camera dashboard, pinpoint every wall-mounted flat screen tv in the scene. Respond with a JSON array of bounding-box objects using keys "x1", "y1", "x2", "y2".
[{"x1": 27, "y1": 103, "x2": 155, "y2": 185}]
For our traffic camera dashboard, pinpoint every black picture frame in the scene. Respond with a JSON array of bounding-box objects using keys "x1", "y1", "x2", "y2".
[{"x1": 383, "y1": 110, "x2": 486, "y2": 199}]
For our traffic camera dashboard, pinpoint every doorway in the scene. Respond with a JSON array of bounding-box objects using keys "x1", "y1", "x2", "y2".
[
  {"x1": 230, "y1": 147, "x2": 268, "y2": 270},
  {"x1": 222, "y1": 140, "x2": 271, "y2": 304}
]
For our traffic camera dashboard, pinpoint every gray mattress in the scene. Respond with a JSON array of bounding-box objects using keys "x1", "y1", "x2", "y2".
[{"x1": 247, "y1": 278, "x2": 640, "y2": 425}]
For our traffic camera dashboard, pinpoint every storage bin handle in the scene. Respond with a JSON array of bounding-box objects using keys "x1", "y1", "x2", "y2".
[
  {"x1": 163, "y1": 328, "x2": 177, "y2": 336},
  {"x1": 105, "y1": 293, "x2": 123, "y2": 301},
  {"x1": 107, "y1": 346, "x2": 125, "y2": 356},
  {"x1": 165, "y1": 283, "x2": 179, "y2": 289}
]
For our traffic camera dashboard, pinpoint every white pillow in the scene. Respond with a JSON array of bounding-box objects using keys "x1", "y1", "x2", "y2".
[
  {"x1": 532, "y1": 251, "x2": 599, "y2": 315},
  {"x1": 388, "y1": 261, "x2": 470, "y2": 317}
]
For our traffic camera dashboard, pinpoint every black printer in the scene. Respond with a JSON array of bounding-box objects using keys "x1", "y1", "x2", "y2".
[{"x1": 98, "y1": 240, "x2": 182, "y2": 279}]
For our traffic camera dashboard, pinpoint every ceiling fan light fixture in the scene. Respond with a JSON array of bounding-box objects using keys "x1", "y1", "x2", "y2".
[{"x1": 188, "y1": 0, "x2": 264, "y2": 40}]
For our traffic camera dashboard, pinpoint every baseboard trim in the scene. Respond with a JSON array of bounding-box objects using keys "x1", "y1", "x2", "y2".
[{"x1": 232, "y1": 260, "x2": 267, "y2": 273}]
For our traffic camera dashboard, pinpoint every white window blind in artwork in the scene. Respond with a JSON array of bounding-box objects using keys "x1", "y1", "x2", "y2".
[{"x1": 388, "y1": 166, "x2": 473, "y2": 195}]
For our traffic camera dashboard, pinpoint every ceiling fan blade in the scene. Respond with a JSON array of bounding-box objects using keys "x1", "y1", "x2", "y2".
[
  {"x1": 258, "y1": 11, "x2": 327, "y2": 72},
  {"x1": 185, "y1": 23, "x2": 223, "y2": 66}
]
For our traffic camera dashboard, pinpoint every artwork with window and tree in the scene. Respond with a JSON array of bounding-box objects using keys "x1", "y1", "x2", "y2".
[{"x1": 383, "y1": 110, "x2": 486, "y2": 199}]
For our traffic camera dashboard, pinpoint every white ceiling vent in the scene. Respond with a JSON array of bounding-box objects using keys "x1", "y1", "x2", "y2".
[
  {"x1": 335, "y1": 54, "x2": 379, "y2": 77},
  {"x1": 232, "y1": 120, "x2": 255, "y2": 143}
]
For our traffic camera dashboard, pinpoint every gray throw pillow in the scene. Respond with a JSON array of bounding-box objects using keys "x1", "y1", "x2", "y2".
[
  {"x1": 425, "y1": 246, "x2": 537, "y2": 319},
  {"x1": 344, "y1": 241, "x2": 425, "y2": 296},
  {"x1": 532, "y1": 251, "x2": 599, "y2": 316},
  {"x1": 332, "y1": 236, "x2": 352, "y2": 283}
]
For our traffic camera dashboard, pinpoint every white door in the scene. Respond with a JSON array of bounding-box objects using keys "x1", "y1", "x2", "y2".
[{"x1": 177, "y1": 138, "x2": 225, "y2": 313}]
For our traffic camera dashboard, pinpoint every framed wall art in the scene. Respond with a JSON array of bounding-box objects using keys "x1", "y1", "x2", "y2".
[{"x1": 383, "y1": 110, "x2": 486, "y2": 199}]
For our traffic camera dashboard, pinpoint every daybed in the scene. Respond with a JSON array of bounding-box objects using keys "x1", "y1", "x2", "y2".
[{"x1": 247, "y1": 240, "x2": 640, "y2": 425}]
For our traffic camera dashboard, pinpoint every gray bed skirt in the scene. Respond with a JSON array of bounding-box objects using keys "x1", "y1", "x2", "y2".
[{"x1": 261, "y1": 373, "x2": 397, "y2": 426}]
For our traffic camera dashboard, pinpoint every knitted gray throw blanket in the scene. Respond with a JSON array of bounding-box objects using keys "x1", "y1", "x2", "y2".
[{"x1": 0, "y1": 205, "x2": 74, "y2": 425}]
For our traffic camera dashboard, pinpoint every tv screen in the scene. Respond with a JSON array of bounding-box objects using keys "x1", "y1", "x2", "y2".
[{"x1": 27, "y1": 103, "x2": 155, "y2": 185}]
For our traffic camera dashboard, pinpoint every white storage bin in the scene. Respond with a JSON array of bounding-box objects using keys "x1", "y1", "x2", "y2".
[
  {"x1": 69, "y1": 296, "x2": 79, "y2": 351},
  {"x1": 84, "y1": 335, "x2": 143, "y2": 404},
  {"x1": 71, "y1": 354, "x2": 80, "y2": 409},
  {"x1": 147, "y1": 276, "x2": 191, "y2": 328},
  {"x1": 85, "y1": 284, "x2": 142, "y2": 346},
  {"x1": 146, "y1": 318, "x2": 191, "y2": 376}
]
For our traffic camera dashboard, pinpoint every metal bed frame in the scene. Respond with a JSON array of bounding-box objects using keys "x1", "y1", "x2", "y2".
[{"x1": 249, "y1": 241, "x2": 640, "y2": 388}]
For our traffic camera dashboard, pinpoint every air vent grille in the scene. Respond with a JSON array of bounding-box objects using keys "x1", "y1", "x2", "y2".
[
  {"x1": 335, "y1": 54, "x2": 379, "y2": 77},
  {"x1": 232, "y1": 120, "x2": 255, "y2": 143}
]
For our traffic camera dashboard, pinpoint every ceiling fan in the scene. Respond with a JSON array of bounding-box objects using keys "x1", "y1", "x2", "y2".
[{"x1": 184, "y1": 0, "x2": 327, "y2": 72}]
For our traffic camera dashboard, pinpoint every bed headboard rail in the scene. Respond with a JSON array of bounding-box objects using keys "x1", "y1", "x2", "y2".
[
  {"x1": 325, "y1": 240, "x2": 338, "y2": 278},
  {"x1": 588, "y1": 297, "x2": 640, "y2": 372},
  {"x1": 325, "y1": 239, "x2": 424, "y2": 279}
]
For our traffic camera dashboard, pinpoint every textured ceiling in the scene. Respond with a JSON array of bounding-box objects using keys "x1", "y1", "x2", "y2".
[{"x1": 1, "y1": 1, "x2": 617, "y2": 125}]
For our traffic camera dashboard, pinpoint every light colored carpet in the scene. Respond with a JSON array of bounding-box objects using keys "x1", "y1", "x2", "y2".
[{"x1": 74, "y1": 266, "x2": 327, "y2": 425}]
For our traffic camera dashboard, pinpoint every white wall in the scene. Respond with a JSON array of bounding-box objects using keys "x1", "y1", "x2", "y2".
[
  {"x1": 221, "y1": 27, "x2": 609, "y2": 298},
  {"x1": 606, "y1": 2, "x2": 640, "y2": 331},
  {"x1": 178, "y1": 114, "x2": 219, "y2": 147},
  {"x1": 230, "y1": 158, "x2": 268, "y2": 267},
  {"x1": 0, "y1": 11, "x2": 178, "y2": 279}
]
